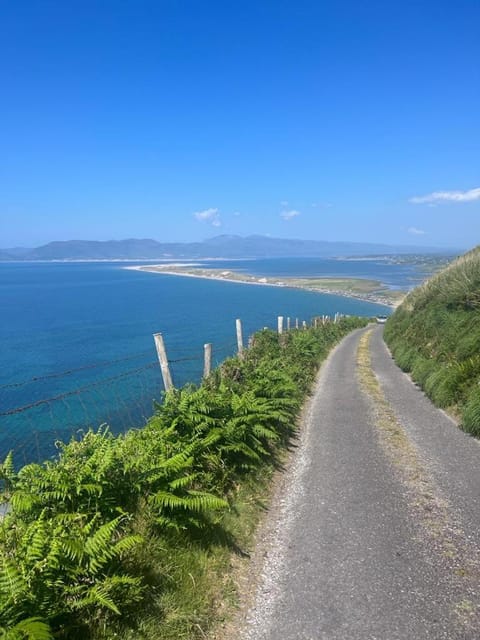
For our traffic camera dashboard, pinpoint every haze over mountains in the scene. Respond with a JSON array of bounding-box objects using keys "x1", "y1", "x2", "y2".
[{"x1": 0, "y1": 235, "x2": 455, "y2": 261}]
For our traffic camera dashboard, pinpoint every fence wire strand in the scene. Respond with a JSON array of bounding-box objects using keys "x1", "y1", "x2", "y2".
[
  {"x1": 1, "y1": 362, "x2": 158, "y2": 416},
  {"x1": 0, "y1": 329, "x2": 242, "y2": 464},
  {"x1": 0, "y1": 349, "x2": 154, "y2": 390}
]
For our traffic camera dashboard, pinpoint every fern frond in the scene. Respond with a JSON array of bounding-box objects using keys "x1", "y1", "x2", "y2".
[
  {"x1": 60, "y1": 539, "x2": 85, "y2": 564},
  {"x1": 67, "y1": 584, "x2": 120, "y2": 615},
  {"x1": 168, "y1": 473, "x2": 199, "y2": 490},
  {"x1": 24, "y1": 519, "x2": 48, "y2": 566},
  {"x1": 159, "y1": 451, "x2": 194, "y2": 472},
  {"x1": 197, "y1": 428, "x2": 223, "y2": 448},
  {"x1": 0, "y1": 617, "x2": 53, "y2": 640},
  {"x1": 0, "y1": 452, "x2": 16, "y2": 485},
  {"x1": 76, "y1": 483, "x2": 102, "y2": 497},
  {"x1": 84, "y1": 516, "x2": 123, "y2": 571},
  {"x1": 111, "y1": 534, "x2": 143, "y2": 557},
  {"x1": 0, "y1": 559, "x2": 27, "y2": 603},
  {"x1": 10, "y1": 490, "x2": 41, "y2": 515},
  {"x1": 184, "y1": 491, "x2": 228, "y2": 512},
  {"x1": 149, "y1": 491, "x2": 190, "y2": 510},
  {"x1": 222, "y1": 441, "x2": 260, "y2": 461}
]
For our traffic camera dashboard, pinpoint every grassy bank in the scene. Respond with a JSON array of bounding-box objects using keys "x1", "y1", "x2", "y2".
[
  {"x1": 0, "y1": 316, "x2": 368, "y2": 639},
  {"x1": 384, "y1": 245, "x2": 480, "y2": 436}
]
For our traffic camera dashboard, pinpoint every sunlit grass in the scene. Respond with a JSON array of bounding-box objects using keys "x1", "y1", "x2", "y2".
[{"x1": 384, "y1": 245, "x2": 480, "y2": 435}]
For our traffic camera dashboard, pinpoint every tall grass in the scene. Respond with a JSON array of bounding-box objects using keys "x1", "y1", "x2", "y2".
[{"x1": 384, "y1": 246, "x2": 480, "y2": 435}]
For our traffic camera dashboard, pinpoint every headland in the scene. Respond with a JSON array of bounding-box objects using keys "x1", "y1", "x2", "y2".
[{"x1": 125, "y1": 264, "x2": 405, "y2": 307}]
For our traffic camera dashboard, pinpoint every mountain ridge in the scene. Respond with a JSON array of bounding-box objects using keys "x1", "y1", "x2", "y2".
[{"x1": 0, "y1": 235, "x2": 456, "y2": 261}]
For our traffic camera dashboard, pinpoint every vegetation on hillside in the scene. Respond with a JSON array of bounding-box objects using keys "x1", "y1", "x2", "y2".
[
  {"x1": 384, "y1": 246, "x2": 480, "y2": 436},
  {"x1": 0, "y1": 317, "x2": 367, "y2": 640}
]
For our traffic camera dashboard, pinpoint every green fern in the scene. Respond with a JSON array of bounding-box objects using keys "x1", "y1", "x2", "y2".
[
  {"x1": 0, "y1": 452, "x2": 16, "y2": 497},
  {"x1": 0, "y1": 617, "x2": 53, "y2": 640},
  {"x1": 0, "y1": 558, "x2": 28, "y2": 606}
]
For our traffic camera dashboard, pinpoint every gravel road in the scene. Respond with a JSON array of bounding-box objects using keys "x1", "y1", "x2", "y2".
[{"x1": 239, "y1": 326, "x2": 480, "y2": 640}]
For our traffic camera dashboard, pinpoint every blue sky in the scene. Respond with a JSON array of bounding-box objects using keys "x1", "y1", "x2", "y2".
[{"x1": 1, "y1": 0, "x2": 479, "y2": 249}]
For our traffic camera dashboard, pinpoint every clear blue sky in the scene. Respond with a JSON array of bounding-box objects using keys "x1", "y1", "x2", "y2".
[{"x1": 1, "y1": 0, "x2": 479, "y2": 249}]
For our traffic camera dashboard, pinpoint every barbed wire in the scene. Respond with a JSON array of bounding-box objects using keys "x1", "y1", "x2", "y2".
[
  {"x1": 1, "y1": 346, "x2": 238, "y2": 417},
  {"x1": 0, "y1": 349, "x2": 154, "y2": 390},
  {"x1": 0, "y1": 362, "x2": 158, "y2": 416},
  {"x1": 0, "y1": 341, "x2": 238, "y2": 392},
  {"x1": 0, "y1": 329, "x2": 246, "y2": 465},
  {"x1": 168, "y1": 355, "x2": 203, "y2": 363}
]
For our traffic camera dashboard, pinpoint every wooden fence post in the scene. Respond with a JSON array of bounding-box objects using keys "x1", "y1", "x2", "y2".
[
  {"x1": 302, "y1": 320, "x2": 307, "y2": 330},
  {"x1": 295, "y1": 318, "x2": 299, "y2": 330},
  {"x1": 236, "y1": 318, "x2": 244, "y2": 358},
  {"x1": 277, "y1": 316, "x2": 284, "y2": 334},
  {"x1": 203, "y1": 343, "x2": 212, "y2": 378},
  {"x1": 287, "y1": 317, "x2": 291, "y2": 331},
  {"x1": 153, "y1": 332, "x2": 174, "y2": 392}
]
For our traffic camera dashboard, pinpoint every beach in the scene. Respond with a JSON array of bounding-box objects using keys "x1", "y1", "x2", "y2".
[{"x1": 125, "y1": 264, "x2": 405, "y2": 308}]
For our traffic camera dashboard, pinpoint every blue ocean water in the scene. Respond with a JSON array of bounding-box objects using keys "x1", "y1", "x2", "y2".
[{"x1": 0, "y1": 259, "x2": 402, "y2": 464}]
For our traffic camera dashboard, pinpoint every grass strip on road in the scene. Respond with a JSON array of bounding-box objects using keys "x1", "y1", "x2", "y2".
[{"x1": 357, "y1": 329, "x2": 480, "y2": 630}]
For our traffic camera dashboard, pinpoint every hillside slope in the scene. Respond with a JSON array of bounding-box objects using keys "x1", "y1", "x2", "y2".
[{"x1": 384, "y1": 245, "x2": 480, "y2": 436}]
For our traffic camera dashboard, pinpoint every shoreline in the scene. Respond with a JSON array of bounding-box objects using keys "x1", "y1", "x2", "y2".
[{"x1": 125, "y1": 265, "x2": 401, "y2": 309}]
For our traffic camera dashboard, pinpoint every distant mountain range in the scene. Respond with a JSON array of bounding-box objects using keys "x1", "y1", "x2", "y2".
[{"x1": 0, "y1": 235, "x2": 454, "y2": 261}]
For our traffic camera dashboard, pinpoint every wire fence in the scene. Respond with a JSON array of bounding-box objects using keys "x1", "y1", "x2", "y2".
[
  {"x1": 0, "y1": 336, "x2": 238, "y2": 467},
  {"x1": 0, "y1": 314, "x2": 340, "y2": 467}
]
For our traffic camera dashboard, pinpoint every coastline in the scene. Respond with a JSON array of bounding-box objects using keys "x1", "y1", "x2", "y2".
[{"x1": 125, "y1": 264, "x2": 402, "y2": 309}]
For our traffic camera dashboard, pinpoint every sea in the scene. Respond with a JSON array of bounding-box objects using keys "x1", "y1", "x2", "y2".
[{"x1": 0, "y1": 258, "x2": 424, "y2": 465}]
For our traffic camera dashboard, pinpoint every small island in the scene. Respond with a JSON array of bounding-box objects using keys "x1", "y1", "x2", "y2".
[{"x1": 127, "y1": 264, "x2": 407, "y2": 307}]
